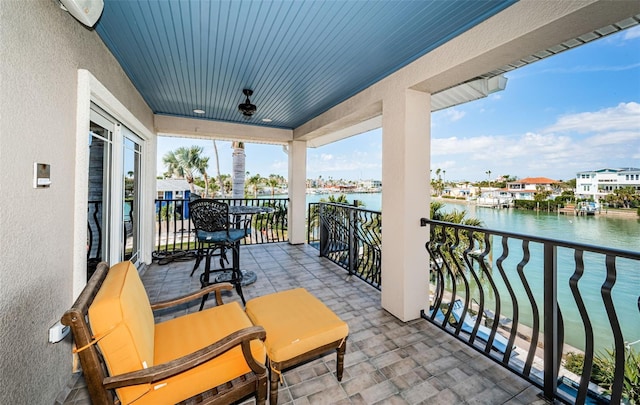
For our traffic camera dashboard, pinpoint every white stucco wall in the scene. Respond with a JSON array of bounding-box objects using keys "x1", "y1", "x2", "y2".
[{"x1": 0, "y1": 1, "x2": 154, "y2": 403}]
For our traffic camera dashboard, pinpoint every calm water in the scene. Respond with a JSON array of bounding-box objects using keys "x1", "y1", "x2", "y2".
[{"x1": 305, "y1": 193, "x2": 640, "y2": 352}]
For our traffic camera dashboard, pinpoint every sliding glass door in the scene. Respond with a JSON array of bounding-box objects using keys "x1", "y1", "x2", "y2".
[{"x1": 87, "y1": 105, "x2": 143, "y2": 279}]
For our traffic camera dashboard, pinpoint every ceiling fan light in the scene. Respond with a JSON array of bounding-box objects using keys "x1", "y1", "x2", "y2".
[{"x1": 238, "y1": 89, "x2": 257, "y2": 118}]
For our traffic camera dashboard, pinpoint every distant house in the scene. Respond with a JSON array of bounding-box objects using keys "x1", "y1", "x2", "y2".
[
  {"x1": 477, "y1": 187, "x2": 509, "y2": 206},
  {"x1": 442, "y1": 182, "x2": 476, "y2": 198},
  {"x1": 505, "y1": 177, "x2": 559, "y2": 201},
  {"x1": 360, "y1": 179, "x2": 382, "y2": 190},
  {"x1": 156, "y1": 179, "x2": 205, "y2": 219},
  {"x1": 479, "y1": 177, "x2": 559, "y2": 204},
  {"x1": 576, "y1": 168, "x2": 640, "y2": 201},
  {"x1": 156, "y1": 178, "x2": 204, "y2": 200}
]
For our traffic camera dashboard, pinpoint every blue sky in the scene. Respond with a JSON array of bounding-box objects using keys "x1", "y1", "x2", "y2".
[{"x1": 158, "y1": 26, "x2": 640, "y2": 183}]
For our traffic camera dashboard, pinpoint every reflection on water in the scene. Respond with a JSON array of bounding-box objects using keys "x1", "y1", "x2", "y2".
[{"x1": 438, "y1": 203, "x2": 639, "y2": 352}]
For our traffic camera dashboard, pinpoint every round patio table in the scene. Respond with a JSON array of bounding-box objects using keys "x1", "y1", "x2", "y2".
[{"x1": 215, "y1": 205, "x2": 275, "y2": 286}]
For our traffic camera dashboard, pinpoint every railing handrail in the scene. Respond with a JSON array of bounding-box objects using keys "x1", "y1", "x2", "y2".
[
  {"x1": 309, "y1": 201, "x2": 382, "y2": 289},
  {"x1": 421, "y1": 216, "x2": 639, "y2": 405},
  {"x1": 421, "y1": 217, "x2": 640, "y2": 260},
  {"x1": 309, "y1": 201, "x2": 382, "y2": 215},
  {"x1": 152, "y1": 197, "x2": 289, "y2": 259}
]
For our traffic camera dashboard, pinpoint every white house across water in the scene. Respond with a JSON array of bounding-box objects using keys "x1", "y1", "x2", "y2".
[{"x1": 576, "y1": 167, "x2": 640, "y2": 201}]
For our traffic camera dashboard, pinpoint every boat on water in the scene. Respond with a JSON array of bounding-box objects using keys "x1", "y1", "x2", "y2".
[{"x1": 578, "y1": 201, "x2": 600, "y2": 215}]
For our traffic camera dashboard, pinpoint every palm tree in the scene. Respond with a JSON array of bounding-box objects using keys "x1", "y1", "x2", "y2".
[
  {"x1": 266, "y1": 175, "x2": 280, "y2": 196},
  {"x1": 212, "y1": 140, "x2": 225, "y2": 197},
  {"x1": 195, "y1": 157, "x2": 210, "y2": 197},
  {"x1": 162, "y1": 146, "x2": 208, "y2": 193},
  {"x1": 231, "y1": 141, "x2": 245, "y2": 198},
  {"x1": 222, "y1": 175, "x2": 233, "y2": 195},
  {"x1": 246, "y1": 173, "x2": 263, "y2": 198},
  {"x1": 430, "y1": 201, "x2": 484, "y2": 275}
]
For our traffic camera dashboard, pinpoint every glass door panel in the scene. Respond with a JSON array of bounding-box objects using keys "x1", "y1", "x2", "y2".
[
  {"x1": 122, "y1": 130, "x2": 142, "y2": 264},
  {"x1": 88, "y1": 105, "x2": 145, "y2": 276},
  {"x1": 87, "y1": 110, "x2": 113, "y2": 280}
]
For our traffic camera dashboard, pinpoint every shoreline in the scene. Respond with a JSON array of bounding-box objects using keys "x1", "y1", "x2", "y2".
[
  {"x1": 432, "y1": 196, "x2": 639, "y2": 220},
  {"x1": 598, "y1": 208, "x2": 639, "y2": 219}
]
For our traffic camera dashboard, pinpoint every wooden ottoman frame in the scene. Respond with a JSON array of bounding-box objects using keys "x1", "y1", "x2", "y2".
[
  {"x1": 245, "y1": 288, "x2": 349, "y2": 405},
  {"x1": 267, "y1": 338, "x2": 346, "y2": 404}
]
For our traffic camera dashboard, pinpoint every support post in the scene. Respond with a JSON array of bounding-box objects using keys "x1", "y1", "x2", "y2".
[
  {"x1": 380, "y1": 88, "x2": 431, "y2": 321},
  {"x1": 287, "y1": 140, "x2": 307, "y2": 244}
]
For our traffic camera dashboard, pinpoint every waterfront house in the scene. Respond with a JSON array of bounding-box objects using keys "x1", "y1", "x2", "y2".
[
  {"x1": 476, "y1": 187, "x2": 511, "y2": 207},
  {"x1": 360, "y1": 179, "x2": 382, "y2": 192},
  {"x1": 2, "y1": 1, "x2": 639, "y2": 403},
  {"x1": 476, "y1": 177, "x2": 560, "y2": 205},
  {"x1": 505, "y1": 177, "x2": 560, "y2": 201},
  {"x1": 156, "y1": 178, "x2": 204, "y2": 201},
  {"x1": 576, "y1": 167, "x2": 640, "y2": 201}
]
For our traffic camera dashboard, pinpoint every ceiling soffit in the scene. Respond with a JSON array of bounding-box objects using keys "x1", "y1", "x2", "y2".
[{"x1": 95, "y1": 0, "x2": 516, "y2": 129}]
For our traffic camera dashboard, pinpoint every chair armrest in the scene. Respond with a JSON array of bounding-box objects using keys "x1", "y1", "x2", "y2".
[
  {"x1": 103, "y1": 325, "x2": 267, "y2": 390},
  {"x1": 150, "y1": 282, "x2": 233, "y2": 310}
]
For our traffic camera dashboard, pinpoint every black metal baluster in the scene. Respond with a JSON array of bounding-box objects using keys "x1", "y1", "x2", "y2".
[
  {"x1": 543, "y1": 242, "x2": 559, "y2": 401},
  {"x1": 477, "y1": 232, "x2": 504, "y2": 357},
  {"x1": 568, "y1": 249, "x2": 592, "y2": 405},
  {"x1": 495, "y1": 236, "x2": 518, "y2": 362},
  {"x1": 459, "y1": 228, "x2": 485, "y2": 348},
  {"x1": 601, "y1": 254, "x2": 624, "y2": 405},
  {"x1": 517, "y1": 240, "x2": 538, "y2": 377}
]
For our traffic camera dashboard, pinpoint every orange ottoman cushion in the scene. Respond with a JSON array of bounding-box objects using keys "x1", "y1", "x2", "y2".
[{"x1": 245, "y1": 288, "x2": 348, "y2": 363}]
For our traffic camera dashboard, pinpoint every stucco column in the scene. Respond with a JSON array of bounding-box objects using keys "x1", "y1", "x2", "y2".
[
  {"x1": 381, "y1": 88, "x2": 431, "y2": 321},
  {"x1": 287, "y1": 140, "x2": 307, "y2": 244}
]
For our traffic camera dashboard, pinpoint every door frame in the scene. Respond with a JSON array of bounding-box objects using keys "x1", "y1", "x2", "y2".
[{"x1": 73, "y1": 69, "x2": 156, "y2": 298}]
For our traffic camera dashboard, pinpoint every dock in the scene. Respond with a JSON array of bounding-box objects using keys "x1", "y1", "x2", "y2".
[{"x1": 558, "y1": 204, "x2": 598, "y2": 216}]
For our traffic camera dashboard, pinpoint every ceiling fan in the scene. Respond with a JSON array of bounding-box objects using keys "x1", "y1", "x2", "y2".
[{"x1": 238, "y1": 89, "x2": 257, "y2": 119}]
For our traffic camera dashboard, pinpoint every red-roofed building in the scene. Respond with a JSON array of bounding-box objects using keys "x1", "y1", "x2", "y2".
[{"x1": 505, "y1": 177, "x2": 560, "y2": 201}]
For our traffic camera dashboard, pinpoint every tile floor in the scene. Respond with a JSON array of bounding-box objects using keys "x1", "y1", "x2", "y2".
[{"x1": 57, "y1": 243, "x2": 549, "y2": 405}]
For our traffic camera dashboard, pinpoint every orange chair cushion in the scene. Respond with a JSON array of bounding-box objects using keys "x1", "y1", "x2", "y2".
[
  {"x1": 89, "y1": 261, "x2": 265, "y2": 405},
  {"x1": 245, "y1": 288, "x2": 348, "y2": 363},
  {"x1": 88, "y1": 261, "x2": 155, "y2": 403},
  {"x1": 135, "y1": 302, "x2": 265, "y2": 405}
]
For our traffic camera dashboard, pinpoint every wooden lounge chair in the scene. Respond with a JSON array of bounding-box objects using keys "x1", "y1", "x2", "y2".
[{"x1": 61, "y1": 261, "x2": 267, "y2": 405}]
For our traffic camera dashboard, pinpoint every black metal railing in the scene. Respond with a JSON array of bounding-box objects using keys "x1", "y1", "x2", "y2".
[
  {"x1": 308, "y1": 202, "x2": 382, "y2": 289},
  {"x1": 154, "y1": 198, "x2": 288, "y2": 259},
  {"x1": 420, "y1": 217, "x2": 640, "y2": 405}
]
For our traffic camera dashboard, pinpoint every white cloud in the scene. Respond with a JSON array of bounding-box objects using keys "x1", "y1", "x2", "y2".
[
  {"x1": 270, "y1": 160, "x2": 288, "y2": 170},
  {"x1": 432, "y1": 135, "x2": 500, "y2": 156},
  {"x1": 431, "y1": 101, "x2": 640, "y2": 181},
  {"x1": 320, "y1": 153, "x2": 333, "y2": 161},
  {"x1": 544, "y1": 102, "x2": 640, "y2": 134},
  {"x1": 583, "y1": 130, "x2": 640, "y2": 147},
  {"x1": 623, "y1": 25, "x2": 640, "y2": 40},
  {"x1": 445, "y1": 109, "x2": 466, "y2": 122}
]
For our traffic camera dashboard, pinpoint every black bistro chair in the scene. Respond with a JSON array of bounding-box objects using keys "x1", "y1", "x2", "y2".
[{"x1": 188, "y1": 199, "x2": 249, "y2": 307}]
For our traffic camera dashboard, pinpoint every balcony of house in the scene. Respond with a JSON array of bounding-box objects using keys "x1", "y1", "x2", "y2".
[
  {"x1": 60, "y1": 242, "x2": 545, "y2": 405},
  {"x1": 70, "y1": 200, "x2": 639, "y2": 404}
]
